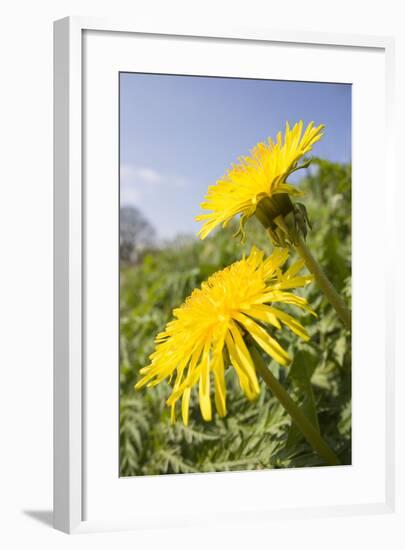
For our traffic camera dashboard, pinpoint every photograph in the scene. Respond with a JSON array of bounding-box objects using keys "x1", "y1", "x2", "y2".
[
  {"x1": 119, "y1": 72, "x2": 352, "y2": 477},
  {"x1": 1, "y1": 1, "x2": 400, "y2": 544}
]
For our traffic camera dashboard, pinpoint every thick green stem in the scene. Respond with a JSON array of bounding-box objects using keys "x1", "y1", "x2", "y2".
[
  {"x1": 294, "y1": 235, "x2": 351, "y2": 331},
  {"x1": 247, "y1": 341, "x2": 341, "y2": 466}
]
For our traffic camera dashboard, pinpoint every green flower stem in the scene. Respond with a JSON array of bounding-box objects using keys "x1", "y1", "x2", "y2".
[
  {"x1": 256, "y1": 198, "x2": 351, "y2": 330},
  {"x1": 294, "y1": 234, "x2": 351, "y2": 331},
  {"x1": 247, "y1": 340, "x2": 341, "y2": 466}
]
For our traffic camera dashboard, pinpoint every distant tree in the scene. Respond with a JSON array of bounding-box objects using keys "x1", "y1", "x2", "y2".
[{"x1": 120, "y1": 205, "x2": 156, "y2": 263}]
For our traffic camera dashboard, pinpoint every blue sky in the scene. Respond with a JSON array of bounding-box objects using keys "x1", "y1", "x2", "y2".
[{"x1": 120, "y1": 73, "x2": 351, "y2": 239}]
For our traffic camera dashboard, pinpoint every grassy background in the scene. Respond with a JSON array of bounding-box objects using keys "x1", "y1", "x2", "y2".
[{"x1": 119, "y1": 159, "x2": 351, "y2": 476}]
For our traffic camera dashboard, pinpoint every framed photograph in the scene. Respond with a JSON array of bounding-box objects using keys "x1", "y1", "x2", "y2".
[{"x1": 54, "y1": 17, "x2": 396, "y2": 534}]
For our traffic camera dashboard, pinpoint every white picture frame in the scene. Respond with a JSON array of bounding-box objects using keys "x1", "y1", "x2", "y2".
[{"x1": 54, "y1": 16, "x2": 397, "y2": 534}]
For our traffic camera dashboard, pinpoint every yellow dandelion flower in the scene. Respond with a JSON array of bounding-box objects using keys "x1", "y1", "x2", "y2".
[
  {"x1": 135, "y1": 247, "x2": 315, "y2": 425},
  {"x1": 195, "y1": 120, "x2": 324, "y2": 240}
]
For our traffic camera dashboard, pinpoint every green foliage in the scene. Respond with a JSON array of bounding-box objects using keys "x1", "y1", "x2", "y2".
[{"x1": 120, "y1": 159, "x2": 352, "y2": 476}]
